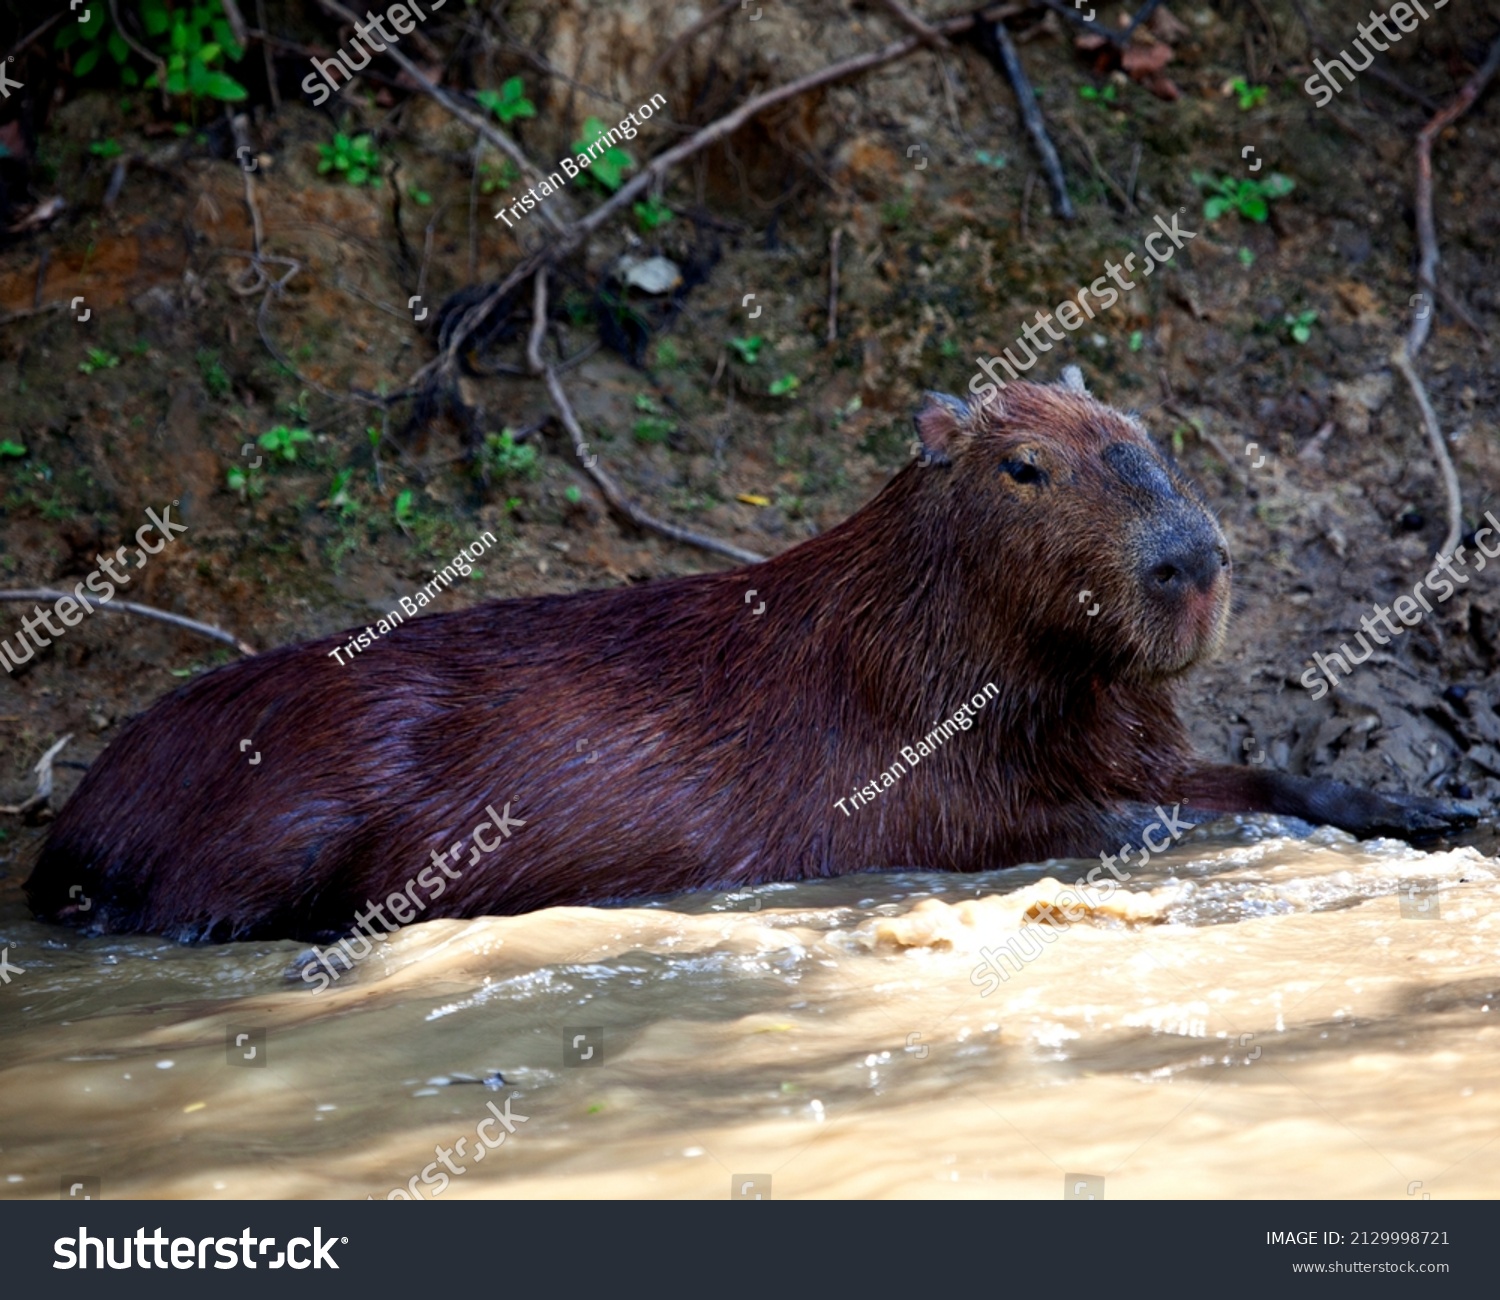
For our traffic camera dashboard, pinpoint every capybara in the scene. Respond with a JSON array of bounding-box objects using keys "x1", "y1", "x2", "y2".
[{"x1": 26, "y1": 371, "x2": 1476, "y2": 943}]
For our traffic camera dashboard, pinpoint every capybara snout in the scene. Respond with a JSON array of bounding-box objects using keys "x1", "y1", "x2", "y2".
[{"x1": 913, "y1": 378, "x2": 1230, "y2": 677}]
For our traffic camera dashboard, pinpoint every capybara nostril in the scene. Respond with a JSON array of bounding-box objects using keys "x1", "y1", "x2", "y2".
[{"x1": 1141, "y1": 525, "x2": 1227, "y2": 597}]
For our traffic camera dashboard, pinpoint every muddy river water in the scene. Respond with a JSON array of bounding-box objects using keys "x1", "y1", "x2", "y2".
[{"x1": 2, "y1": 817, "x2": 1497, "y2": 1200}]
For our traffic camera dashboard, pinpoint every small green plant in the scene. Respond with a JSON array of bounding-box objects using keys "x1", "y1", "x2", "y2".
[
  {"x1": 475, "y1": 76, "x2": 536, "y2": 125},
  {"x1": 1284, "y1": 309, "x2": 1318, "y2": 344},
  {"x1": 196, "y1": 349, "x2": 230, "y2": 397},
  {"x1": 729, "y1": 336, "x2": 764, "y2": 365},
  {"x1": 564, "y1": 485, "x2": 583, "y2": 504},
  {"x1": 318, "y1": 133, "x2": 382, "y2": 187},
  {"x1": 322, "y1": 468, "x2": 360, "y2": 519},
  {"x1": 393, "y1": 489, "x2": 415, "y2": 529},
  {"x1": 1230, "y1": 77, "x2": 1268, "y2": 110},
  {"x1": 90, "y1": 139, "x2": 124, "y2": 159},
  {"x1": 78, "y1": 348, "x2": 121, "y2": 374},
  {"x1": 1192, "y1": 171, "x2": 1294, "y2": 223},
  {"x1": 655, "y1": 339, "x2": 681, "y2": 369},
  {"x1": 0, "y1": 440, "x2": 26, "y2": 458},
  {"x1": 633, "y1": 196, "x2": 674, "y2": 232},
  {"x1": 769, "y1": 374, "x2": 800, "y2": 398},
  {"x1": 973, "y1": 149, "x2": 1007, "y2": 169},
  {"x1": 1128, "y1": 330, "x2": 1144, "y2": 353},
  {"x1": 478, "y1": 159, "x2": 520, "y2": 196},
  {"x1": 59, "y1": 2, "x2": 247, "y2": 106},
  {"x1": 1078, "y1": 84, "x2": 1119, "y2": 105},
  {"x1": 632, "y1": 394, "x2": 674, "y2": 443},
  {"x1": 1237, "y1": 247, "x2": 1256, "y2": 268},
  {"x1": 482, "y1": 428, "x2": 538, "y2": 479},
  {"x1": 571, "y1": 118, "x2": 633, "y2": 191},
  {"x1": 258, "y1": 425, "x2": 313, "y2": 461},
  {"x1": 408, "y1": 186, "x2": 432, "y2": 206},
  {"x1": 226, "y1": 464, "x2": 264, "y2": 500}
]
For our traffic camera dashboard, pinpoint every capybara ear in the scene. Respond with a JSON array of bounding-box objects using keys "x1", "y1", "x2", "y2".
[
  {"x1": 912, "y1": 392, "x2": 970, "y2": 465},
  {"x1": 1058, "y1": 365, "x2": 1089, "y2": 395}
]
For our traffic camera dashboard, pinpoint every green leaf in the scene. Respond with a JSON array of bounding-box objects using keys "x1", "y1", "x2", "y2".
[
  {"x1": 0, "y1": 440, "x2": 27, "y2": 458},
  {"x1": 769, "y1": 374, "x2": 800, "y2": 397},
  {"x1": 198, "y1": 42, "x2": 221, "y2": 65},
  {"x1": 108, "y1": 30, "x2": 130, "y2": 63},
  {"x1": 203, "y1": 71, "x2": 247, "y2": 100},
  {"x1": 143, "y1": 0, "x2": 170, "y2": 36},
  {"x1": 1241, "y1": 195, "x2": 1268, "y2": 223},
  {"x1": 1204, "y1": 197, "x2": 1230, "y2": 221},
  {"x1": 56, "y1": 24, "x2": 81, "y2": 51},
  {"x1": 74, "y1": 46, "x2": 102, "y2": 77},
  {"x1": 347, "y1": 167, "x2": 368, "y2": 185},
  {"x1": 171, "y1": 19, "x2": 189, "y2": 53},
  {"x1": 1262, "y1": 173, "x2": 1295, "y2": 198}
]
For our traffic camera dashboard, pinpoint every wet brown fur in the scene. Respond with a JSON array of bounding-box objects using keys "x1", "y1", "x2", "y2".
[{"x1": 24, "y1": 379, "x2": 1471, "y2": 942}]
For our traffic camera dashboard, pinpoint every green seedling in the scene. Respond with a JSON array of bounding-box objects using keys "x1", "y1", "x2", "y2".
[
  {"x1": 1237, "y1": 247, "x2": 1256, "y2": 268},
  {"x1": 393, "y1": 489, "x2": 415, "y2": 528},
  {"x1": 769, "y1": 374, "x2": 800, "y2": 397},
  {"x1": 196, "y1": 349, "x2": 230, "y2": 397},
  {"x1": 322, "y1": 468, "x2": 360, "y2": 519},
  {"x1": 1192, "y1": 171, "x2": 1294, "y2": 223},
  {"x1": 482, "y1": 428, "x2": 538, "y2": 479},
  {"x1": 475, "y1": 77, "x2": 536, "y2": 125},
  {"x1": 0, "y1": 440, "x2": 26, "y2": 458},
  {"x1": 729, "y1": 336, "x2": 764, "y2": 365},
  {"x1": 318, "y1": 133, "x2": 382, "y2": 187},
  {"x1": 1284, "y1": 309, "x2": 1318, "y2": 344},
  {"x1": 408, "y1": 186, "x2": 432, "y2": 206},
  {"x1": 78, "y1": 348, "x2": 121, "y2": 374},
  {"x1": 258, "y1": 425, "x2": 313, "y2": 461},
  {"x1": 226, "y1": 464, "x2": 264, "y2": 500},
  {"x1": 1128, "y1": 330, "x2": 1144, "y2": 352},
  {"x1": 572, "y1": 118, "x2": 633, "y2": 191},
  {"x1": 633, "y1": 196, "x2": 674, "y2": 232},
  {"x1": 90, "y1": 139, "x2": 124, "y2": 159},
  {"x1": 973, "y1": 149, "x2": 1007, "y2": 169},
  {"x1": 1078, "y1": 84, "x2": 1119, "y2": 105},
  {"x1": 58, "y1": 0, "x2": 246, "y2": 104},
  {"x1": 1230, "y1": 77, "x2": 1268, "y2": 110},
  {"x1": 564, "y1": 485, "x2": 583, "y2": 504},
  {"x1": 478, "y1": 159, "x2": 520, "y2": 195}
]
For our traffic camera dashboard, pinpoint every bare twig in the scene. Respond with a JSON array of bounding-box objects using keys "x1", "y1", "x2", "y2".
[
  {"x1": 1062, "y1": 116, "x2": 1136, "y2": 214},
  {"x1": 1390, "y1": 347, "x2": 1463, "y2": 562},
  {"x1": 526, "y1": 270, "x2": 765, "y2": 567},
  {"x1": 254, "y1": 0, "x2": 281, "y2": 112},
  {"x1": 108, "y1": 0, "x2": 168, "y2": 107},
  {"x1": 646, "y1": 0, "x2": 742, "y2": 83},
  {"x1": 1395, "y1": 31, "x2": 1500, "y2": 562},
  {"x1": 0, "y1": 592, "x2": 256, "y2": 656},
  {"x1": 2, "y1": 13, "x2": 64, "y2": 65},
  {"x1": 827, "y1": 226, "x2": 842, "y2": 344},
  {"x1": 975, "y1": 19, "x2": 1074, "y2": 220},
  {"x1": 875, "y1": 0, "x2": 951, "y2": 48},
  {"x1": 0, "y1": 735, "x2": 72, "y2": 819}
]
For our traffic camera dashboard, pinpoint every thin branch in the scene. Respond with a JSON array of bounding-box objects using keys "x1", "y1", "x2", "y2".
[
  {"x1": 0, "y1": 592, "x2": 256, "y2": 656},
  {"x1": 526, "y1": 270, "x2": 766, "y2": 567},
  {"x1": 975, "y1": 19, "x2": 1074, "y2": 220},
  {"x1": 827, "y1": 226, "x2": 842, "y2": 344},
  {"x1": 646, "y1": 0, "x2": 742, "y2": 83},
  {"x1": 0, "y1": 734, "x2": 72, "y2": 819},
  {"x1": 1390, "y1": 347, "x2": 1463, "y2": 563},
  {"x1": 1395, "y1": 31, "x2": 1500, "y2": 563}
]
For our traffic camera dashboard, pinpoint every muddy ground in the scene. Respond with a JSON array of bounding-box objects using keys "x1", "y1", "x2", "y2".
[{"x1": 1, "y1": 0, "x2": 1498, "y2": 885}]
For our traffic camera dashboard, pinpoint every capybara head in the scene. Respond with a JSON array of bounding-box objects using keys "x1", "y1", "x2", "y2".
[{"x1": 911, "y1": 370, "x2": 1230, "y2": 681}]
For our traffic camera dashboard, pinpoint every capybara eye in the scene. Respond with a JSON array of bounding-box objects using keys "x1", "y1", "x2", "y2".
[{"x1": 999, "y1": 459, "x2": 1045, "y2": 486}]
